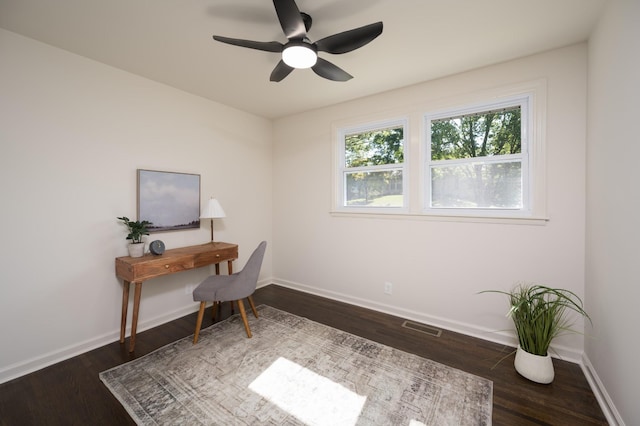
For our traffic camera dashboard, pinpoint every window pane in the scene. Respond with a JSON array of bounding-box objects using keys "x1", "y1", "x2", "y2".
[
  {"x1": 431, "y1": 161, "x2": 522, "y2": 208},
  {"x1": 345, "y1": 126, "x2": 404, "y2": 168},
  {"x1": 431, "y1": 107, "x2": 521, "y2": 161},
  {"x1": 345, "y1": 170, "x2": 403, "y2": 207}
]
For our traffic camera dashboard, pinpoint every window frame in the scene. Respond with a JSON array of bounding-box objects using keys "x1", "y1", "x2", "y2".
[
  {"x1": 335, "y1": 118, "x2": 409, "y2": 213},
  {"x1": 331, "y1": 79, "x2": 547, "y2": 224},
  {"x1": 423, "y1": 95, "x2": 533, "y2": 217}
]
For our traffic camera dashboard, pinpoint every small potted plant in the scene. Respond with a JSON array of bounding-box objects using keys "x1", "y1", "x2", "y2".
[
  {"x1": 481, "y1": 283, "x2": 591, "y2": 384},
  {"x1": 117, "y1": 216, "x2": 152, "y2": 258}
]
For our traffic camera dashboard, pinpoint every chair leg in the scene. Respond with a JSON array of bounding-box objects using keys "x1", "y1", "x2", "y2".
[
  {"x1": 247, "y1": 295, "x2": 259, "y2": 318},
  {"x1": 193, "y1": 301, "x2": 206, "y2": 344},
  {"x1": 236, "y1": 299, "x2": 252, "y2": 338}
]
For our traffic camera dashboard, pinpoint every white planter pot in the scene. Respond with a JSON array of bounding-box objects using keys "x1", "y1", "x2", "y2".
[
  {"x1": 514, "y1": 345, "x2": 554, "y2": 384},
  {"x1": 128, "y1": 242, "x2": 145, "y2": 258}
]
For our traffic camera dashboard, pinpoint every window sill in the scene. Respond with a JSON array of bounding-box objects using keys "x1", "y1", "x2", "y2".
[{"x1": 329, "y1": 210, "x2": 549, "y2": 226}]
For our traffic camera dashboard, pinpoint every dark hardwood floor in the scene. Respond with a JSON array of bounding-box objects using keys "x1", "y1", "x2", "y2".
[{"x1": 0, "y1": 284, "x2": 607, "y2": 425}]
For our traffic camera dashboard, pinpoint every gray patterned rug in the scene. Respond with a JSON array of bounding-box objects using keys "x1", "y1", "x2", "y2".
[{"x1": 100, "y1": 306, "x2": 492, "y2": 425}]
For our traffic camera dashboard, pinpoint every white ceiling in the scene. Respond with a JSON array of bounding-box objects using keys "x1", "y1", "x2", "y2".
[{"x1": 0, "y1": 0, "x2": 606, "y2": 119}]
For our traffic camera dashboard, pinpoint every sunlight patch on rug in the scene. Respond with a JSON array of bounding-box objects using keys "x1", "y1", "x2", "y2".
[
  {"x1": 100, "y1": 305, "x2": 492, "y2": 425},
  {"x1": 249, "y1": 357, "x2": 366, "y2": 426}
]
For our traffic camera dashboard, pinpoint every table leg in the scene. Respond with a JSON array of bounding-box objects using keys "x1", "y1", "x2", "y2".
[
  {"x1": 214, "y1": 263, "x2": 224, "y2": 314},
  {"x1": 228, "y1": 260, "x2": 234, "y2": 313},
  {"x1": 129, "y1": 282, "x2": 142, "y2": 352},
  {"x1": 120, "y1": 280, "x2": 130, "y2": 343}
]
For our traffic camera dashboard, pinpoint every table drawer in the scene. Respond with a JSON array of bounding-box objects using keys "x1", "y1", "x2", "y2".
[
  {"x1": 194, "y1": 246, "x2": 238, "y2": 267},
  {"x1": 116, "y1": 255, "x2": 194, "y2": 281}
]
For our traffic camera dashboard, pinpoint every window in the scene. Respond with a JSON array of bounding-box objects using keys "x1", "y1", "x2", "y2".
[
  {"x1": 424, "y1": 95, "x2": 532, "y2": 216},
  {"x1": 337, "y1": 120, "x2": 407, "y2": 210},
  {"x1": 332, "y1": 80, "x2": 545, "y2": 222}
]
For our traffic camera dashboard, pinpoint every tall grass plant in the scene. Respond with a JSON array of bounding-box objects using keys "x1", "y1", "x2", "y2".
[{"x1": 482, "y1": 284, "x2": 591, "y2": 356}]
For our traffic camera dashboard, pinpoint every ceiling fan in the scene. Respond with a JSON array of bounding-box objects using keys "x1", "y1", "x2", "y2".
[{"x1": 213, "y1": 0, "x2": 383, "y2": 82}]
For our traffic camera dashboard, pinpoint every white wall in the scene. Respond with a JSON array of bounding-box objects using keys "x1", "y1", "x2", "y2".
[
  {"x1": 0, "y1": 29, "x2": 273, "y2": 382},
  {"x1": 586, "y1": 0, "x2": 640, "y2": 424},
  {"x1": 272, "y1": 44, "x2": 588, "y2": 359}
]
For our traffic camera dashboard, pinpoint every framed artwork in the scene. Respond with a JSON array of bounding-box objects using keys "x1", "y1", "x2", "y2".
[{"x1": 137, "y1": 169, "x2": 201, "y2": 232}]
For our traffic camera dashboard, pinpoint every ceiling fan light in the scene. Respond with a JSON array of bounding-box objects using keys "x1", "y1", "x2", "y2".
[{"x1": 282, "y1": 44, "x2": 317, "y2": 69}]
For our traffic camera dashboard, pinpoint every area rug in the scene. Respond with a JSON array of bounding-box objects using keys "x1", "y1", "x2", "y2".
[{"x1": 100, "y1": 305, "x2": 492, "y2": 425}]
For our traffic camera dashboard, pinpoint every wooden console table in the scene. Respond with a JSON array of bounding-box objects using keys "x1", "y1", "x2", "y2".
[{"x1": 115, "y1": 242, "x2": 238, "y2": 352}]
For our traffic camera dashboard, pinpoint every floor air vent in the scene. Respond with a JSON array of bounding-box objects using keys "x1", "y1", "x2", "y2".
[{"x1": 402, "y1": 321, "x2": 442, "y2": 337}]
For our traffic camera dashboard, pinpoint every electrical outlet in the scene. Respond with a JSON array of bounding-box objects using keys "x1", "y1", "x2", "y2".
[{"x1": 384, "y1": 281, "x2": 393, "y2": 295}]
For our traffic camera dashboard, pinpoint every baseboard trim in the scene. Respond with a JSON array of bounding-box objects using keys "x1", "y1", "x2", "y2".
[
  {"x1": 1, "y1": 278, "x2": 276, "y2": 384},
  {"x1": 2, "y1": 279, "x2": 621, "y2": 424},
  {"x1": 270, "y1": 278, "x2": 584, "y2": 362},
  {"x1": 0, "y1": 303, "x2": 199, "y2": 384},
  {"x1": 581, "y1": 354, "x2": 624, "y2": 425},
  {"x1": 0, "y1": 276, "x2": 598, "y2": 394},
  {"x1": 270, "y1": 279, "x2": 623, "y2": 423}
]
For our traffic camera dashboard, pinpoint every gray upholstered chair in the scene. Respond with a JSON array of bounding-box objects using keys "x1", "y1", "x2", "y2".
[{"x1": 192, "y1": 241, "x2": 267, "y2": 343}]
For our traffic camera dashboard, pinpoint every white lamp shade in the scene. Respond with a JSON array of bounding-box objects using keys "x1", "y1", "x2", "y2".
[{"x1": 200, "y1": 198, "x2": 226, "y2": 219}]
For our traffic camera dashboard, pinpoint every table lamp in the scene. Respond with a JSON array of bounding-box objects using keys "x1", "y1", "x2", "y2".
[{"x1": 200, "y1": 197, "x2": 226, "y2": 243}]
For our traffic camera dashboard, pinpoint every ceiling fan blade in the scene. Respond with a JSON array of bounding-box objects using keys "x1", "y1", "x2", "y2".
[
  {"x1": 311, "y1": 58, "x2": 353, "y2": 82},
  {"x1": 315, "y1": 22, "x2": 383, "y2": 54},
  {"x1": 273, "y1": 0, "x2": 306, "y2": 39},
  {"x1": 270, "y1": 60, "x2": 295, "y2": 82},
  {"x1": 213, "y1": 35, "x2": 283, "y2": 52}
]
